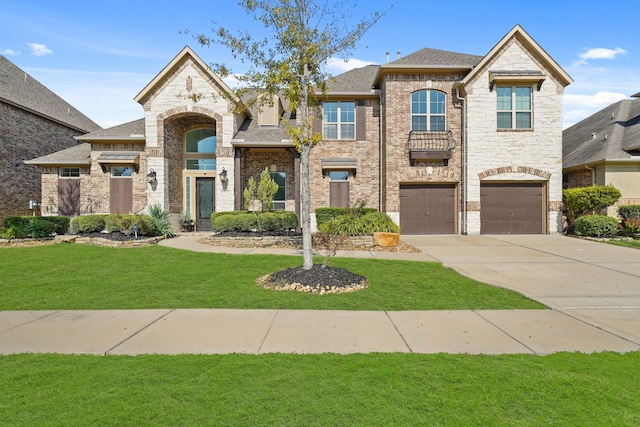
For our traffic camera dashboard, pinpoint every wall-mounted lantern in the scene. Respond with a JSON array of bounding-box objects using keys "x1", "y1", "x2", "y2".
[
  {"x1": 147, "y1": 168, "x2": 157, "y2": 186},
  {"x1": 219, "y1": 167, "x2": 228, "y2": 190}
]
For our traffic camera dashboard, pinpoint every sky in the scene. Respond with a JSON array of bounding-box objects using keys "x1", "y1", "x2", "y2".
[{"x1": 1, "y1": 0, "x2": 639, "y2": 129}]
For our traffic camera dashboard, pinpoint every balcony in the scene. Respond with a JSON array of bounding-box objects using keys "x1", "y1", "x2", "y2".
[{"x1": 404, "y1": 131, "x2": 456, "y2": 164}]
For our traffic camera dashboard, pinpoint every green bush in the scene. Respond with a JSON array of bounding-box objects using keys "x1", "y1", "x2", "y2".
[
  {"x1": 618, "y1": 205, "x2": 640, "y2": 221},
  {"x1": 277, "y1": 210, "x2": 298, "y2": 231},
  {"x1": 26, "y1": 219, "x2": 57, "y2": 238},
  {"x1": 563, "y1": 186, "x2": 621, "y2": 224},
  {"x1": 315, "y1": 207, "x2": 377, "y2": 227},
  {"x1": 574, "y1": 215, "x2": 619, "y2": 237},
  {"x1": 71, "y1": 215, "x2": 108, "y2": 233},
  {"x1": 104, "y1": 214, "x2": 156, "y2": 236},
  {"x1": 235, "y1": 213, "x2": 258, "y2": 232},
  {"x1": 212, "y1": 211, "x2": 298, "y2": 232},
  {"x1": 259, "y1": 212, "x2": 281, "y2": 231},
  {"x1": 319, "y1": 211, "x2": 399, "y2": 236},
  {"x1": 2, "y1": 216, "x2": 69, "y2": 238},
  {"x1": 148, "y1": 204, "x2": 175, "y2": 238}
]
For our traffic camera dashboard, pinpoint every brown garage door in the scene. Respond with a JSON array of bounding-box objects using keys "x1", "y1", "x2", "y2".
[
  {"x1": 400, "y1": 184, "x2": 456, "y2": 234},
  {"x1": 480, "y1": 183, "x2": 544, "y2": 234}
]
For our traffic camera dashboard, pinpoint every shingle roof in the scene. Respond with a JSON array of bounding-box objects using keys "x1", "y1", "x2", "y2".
[
  {"x1": 76, "y1": 119, "x2": 145, "y2": 141},
  {"x1": 24, "y1": 143, "x2": 91, "y2": 166},
  {"x1": 325, "y1": 65, "x2": 380, "y2": 93},
  {"x1": 386, "y1": 47, "x2": 483, "y2": 68},
  {"x1": 563, "y1": 97, "x2": 640, "y2": 168},
  {"x1": 0, "y1": 56, "x2": 101, "y2": 133}
]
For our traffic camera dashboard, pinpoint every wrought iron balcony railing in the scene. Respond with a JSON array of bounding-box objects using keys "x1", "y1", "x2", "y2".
[{"x1": 404, "y1": 130, "x2": 457, "y2": 161}]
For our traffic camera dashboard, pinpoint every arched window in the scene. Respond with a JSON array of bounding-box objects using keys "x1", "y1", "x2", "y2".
[
  {"x1": 185, "y1": 127, "x2": 216, "y2": 170},
  {"x1": 411, "y1": 90, "x2": 446, "y2": 131}
]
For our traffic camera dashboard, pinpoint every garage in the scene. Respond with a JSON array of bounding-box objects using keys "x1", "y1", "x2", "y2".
[
  {"x1": 480, "y1": 183, "x2": 544, "y2": 234},
  {"x1": 399, "y1": 184, "x2": 456, "y2": 234}
]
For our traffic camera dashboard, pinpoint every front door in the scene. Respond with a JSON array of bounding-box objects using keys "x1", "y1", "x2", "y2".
[{"x1": 196, "y1": 177, "x2": 215, "y2": 231}]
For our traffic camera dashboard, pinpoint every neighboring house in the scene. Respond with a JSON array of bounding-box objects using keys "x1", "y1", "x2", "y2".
[
  {"x1": 0, "y1": 56, "x2": 101, "y2": 225},
  {"x1": 563, "y1": 93, "x2": 640, "y2": 216},
  {"x1": 27, "y1": 24, "x2": 571, "y2": 234}
]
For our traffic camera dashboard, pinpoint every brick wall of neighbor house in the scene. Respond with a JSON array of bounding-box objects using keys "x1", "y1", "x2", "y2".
[
  {"x1": 382, "y1": 74, "x2": 465, "y2": 220},
  {"x1": 310, "y1": 99, "x2": 381, "y2": 211},
  {"x1": 0, "y1": 102, "x2": 84, "y2": 224},
  {"x1": 139, "y1": 57, "x2": 242, "y2": 213},
  {"x1": 565, "y1": 169, "x2": 593, "y2": 188},
  {"x1": 465, "y1": 39, "x2": 565, "y2": 234}
]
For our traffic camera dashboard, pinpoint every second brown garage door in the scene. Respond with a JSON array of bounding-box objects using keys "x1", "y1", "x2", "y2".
[
  {"x1": 480, "y1": 183, "x2": 544, "y2": 234},
  {"x1": 399, "y1": 184, "x2": 456, "y2": 234}
]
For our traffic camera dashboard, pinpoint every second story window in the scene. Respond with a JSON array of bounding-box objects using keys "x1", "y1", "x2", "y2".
[
  {"x1": 411, "y1": 90, "x2": 446, "y2": 131},
  {"x1": 323, "y1": 101, "x2": 355, "y2": 140},
  {"x1": 497, "y1": 86, "x2": 532, "y2": 129}
]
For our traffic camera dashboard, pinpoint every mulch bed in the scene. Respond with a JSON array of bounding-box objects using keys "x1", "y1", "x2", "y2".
[{"x1": 257, "y1": 264, "x2": 368, "y2": 294}]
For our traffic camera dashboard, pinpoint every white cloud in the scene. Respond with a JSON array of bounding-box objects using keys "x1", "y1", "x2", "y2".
[
  {"x1": 563, "y1": 91, "x2": 627, "y2": 108},
  {"x1": 2, "y1": 48, "x2": 20, "y2": 56},
  {"x1": 574, "y1": 47, "x2": 627, "y2": 65},
  {"x1": 27, "y1": 43, "x2": 53, "y2": 57},
  {"x1": 325, "y1": 57, "x2": 376, "y2": 75}
]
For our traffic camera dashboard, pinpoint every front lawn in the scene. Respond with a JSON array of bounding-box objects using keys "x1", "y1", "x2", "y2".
[
  {"x1": 0, "y1": 244, "x2": 543, "y2": 310},
  {"x1": 607, "y1": 239, "x2": 640, "y2": 250},
  {"x1": 1, "y1": 352, "x2": 639, "y2": 425}
]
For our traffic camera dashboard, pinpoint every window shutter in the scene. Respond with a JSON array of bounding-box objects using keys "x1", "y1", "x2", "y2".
[
  {"x1": 356, "y1": 100, "x2": 366, "y2": 140},
  {"x1": 312, "y1": 105, "x2": 322, "y2": 134}
]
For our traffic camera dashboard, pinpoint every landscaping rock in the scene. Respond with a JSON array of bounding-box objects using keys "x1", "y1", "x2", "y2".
[{"x1": 373, "y1": 232, "x2": 400, "y2": 247}]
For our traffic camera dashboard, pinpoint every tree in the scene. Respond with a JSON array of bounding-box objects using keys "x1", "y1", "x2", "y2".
[{"x1": 197, "y1": 0, "x2": 389, "y2": 270}]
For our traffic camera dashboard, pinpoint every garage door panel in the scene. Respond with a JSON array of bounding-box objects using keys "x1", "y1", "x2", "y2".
[
  {"x1": 400, "y1": 184, "x2": 455, "y2": 235},
  {"x1": 481, "y1": 183, "x2": 544, "y2": 234}
]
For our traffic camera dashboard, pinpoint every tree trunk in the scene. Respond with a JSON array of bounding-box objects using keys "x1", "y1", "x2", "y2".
[{"x1": 300, "y1": 143, "x2": 313, "y2": 269}]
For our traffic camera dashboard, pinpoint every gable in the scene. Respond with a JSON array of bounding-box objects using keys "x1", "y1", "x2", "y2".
[{"x1": 134, "y1": 46, "x2": 244, "y2": 114}]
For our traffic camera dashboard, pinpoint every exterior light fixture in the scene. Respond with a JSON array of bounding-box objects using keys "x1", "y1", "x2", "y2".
[
  {"x1": 219, "y1": 167, "x2": 229, "y2": 190},
  {"x1": 147, "y1": 168, "x2": 157, "y2": 186}
]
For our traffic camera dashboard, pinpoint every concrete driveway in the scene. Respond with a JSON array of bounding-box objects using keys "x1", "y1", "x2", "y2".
[{"x1": 401, "y1": 234, "x2": 640, "y2": 344}]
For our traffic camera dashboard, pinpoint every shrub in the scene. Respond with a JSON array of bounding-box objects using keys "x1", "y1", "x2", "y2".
[
  {"x1": 277, "y1": 210, "x2": 298, "y2": 231},
  {"x1": 26, "y1": 219, "x2": 57, "y2": 238},
  {"x1": 259, "y1": 212, "x2": 281, "y2": 231},
  {"x1": 211, "y1": 211, "x2": 298, "y2": 232},
  {"x1": 574, "y1": 215, "x2": 619, "y2": 237},
  {"x1": 621, "y1": 219, "x2": 640, "y2": 234},
  {"x1": 135, "y1": 216, "x2": 157, "y2": 236},
  {"x1": 71, "y1": 215, "x2": 108, "y2": 233},
  {"x1": 319, "y1": 211, "x2": 399, "y2": 236},
  {"x1": 315, "y1": 207, "x2": 377, "y2": 227},
  {"x1": 563, "y1": 185, "x2": 622, "y2": 224},
  {"x1": 148, "y1": 204, "x2": 175, "y2": 238},
  {"x1": 618, "y1": 205, "x2": 640, "y2": 221},
  {"x1": 4, "y1": 216, "x2": 69, "y2": 237}
]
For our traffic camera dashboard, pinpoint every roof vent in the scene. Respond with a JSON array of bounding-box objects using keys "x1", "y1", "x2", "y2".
[
  {"x1": 386, "y1": 51, "x2": 389, "y2": 63},
  {"x1": 397, "y1": 51, "x2": 401, "y2": 59},
  {"x1": 611, "y1": 111, "x2": 615, "y2": 120},
  {"x1": 604, "y1": 134, "x2": 608, "y2": 141},
  {"x1": 592, "y1": 132, "x2": 597, "y2": 140}
]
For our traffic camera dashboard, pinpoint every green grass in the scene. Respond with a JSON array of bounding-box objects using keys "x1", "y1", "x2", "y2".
[
  {"x1": 607, "y1": 239, "x2": 640, "y2": 249},
  {"x1": 1, "y1": 352, "x2": 639, "y2": 426},
  {"x1": 0, "y1": 244, "x2": 542, "y2": 310}
]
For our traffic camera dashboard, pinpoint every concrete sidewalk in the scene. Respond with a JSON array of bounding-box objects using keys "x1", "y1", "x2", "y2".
[
  {"x1": 2, "y1": 234, "x2": 639, "y2": 356},
  {"x1": 2, "y1": 308, "x2": 638, "y2": 356}
]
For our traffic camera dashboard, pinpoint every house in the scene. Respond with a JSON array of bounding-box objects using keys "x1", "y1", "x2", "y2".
[
  {"x1": 563, "y1": 93, "x2": 640, "y2": 216},
  {"x1": 27, "y1": 24, "x2": 571, "y2": 235},
  {"x1": 0, "y1": 56, "x2": 101, "y2": 224}
]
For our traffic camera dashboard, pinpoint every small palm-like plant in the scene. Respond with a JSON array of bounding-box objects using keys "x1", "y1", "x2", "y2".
[{"x1": 148, "y1": 203, "x2": 175, "y2": 238}]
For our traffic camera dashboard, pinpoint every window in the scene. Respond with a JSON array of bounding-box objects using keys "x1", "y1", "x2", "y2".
[
  {"x1": 269, "y1": 172, "x2": 286, "y2": 210},
  {"x1": 497, "y1": 86, "x2": 532, "y2": 129},
  {"x1": 185, "y1": 127, "x2": 217, "y2": 170},
  {"x1": 111, "y1": 166, "x2": 133, "y2": 177},
  {"x1": 323, "y1": 101, "x2": 355, "y2": 139},
  {"x1": 60, "y1": 168, "x2": 80, "y2": 178},
  {"x1": 411, "y1": 90, "x2": 446, "y2": 131}
]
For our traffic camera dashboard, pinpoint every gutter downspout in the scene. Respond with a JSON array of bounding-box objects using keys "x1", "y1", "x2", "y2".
[
  {"x1": 378, "y1": 92, "x2": 384, "y2": 213},
  {"x1": 456, "y1": 84, "x2": 468, "y2": 235},
  {"x1": 585, "y1": 164, "x2": 595, "y2": 186}
]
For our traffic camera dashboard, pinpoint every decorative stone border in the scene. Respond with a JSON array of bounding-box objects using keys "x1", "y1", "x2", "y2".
[
  {"x1": 0, "y1": 235, "x2": 164, "y2": 248},
  {"x1": 200, "y1": 235, "x2": 375, "y2": 248}
]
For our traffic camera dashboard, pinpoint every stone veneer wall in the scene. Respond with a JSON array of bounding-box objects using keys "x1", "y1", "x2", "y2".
[
  {"x1": 0, "y1": 102, "x2": 86, "y2": 224},
  {"x1": 381, "y1": 74, "x2": 465, "y2": 218},
  {"x1": 464, "y1": 38, "x2": 566, "y2": 234}
]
